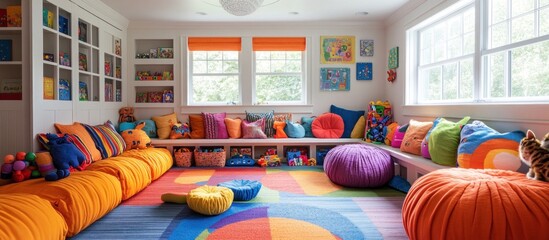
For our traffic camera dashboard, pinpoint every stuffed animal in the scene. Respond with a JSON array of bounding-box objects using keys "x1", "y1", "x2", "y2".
[
  {"x1": 46, "y1": 133, "x2": 86, "y2": 181},
  {"x1": 118, "y1": 107, "x2": 136, "y2": 123},
  {"x1": 121, "y1": 122, "x2": 151, "y2": 150}
]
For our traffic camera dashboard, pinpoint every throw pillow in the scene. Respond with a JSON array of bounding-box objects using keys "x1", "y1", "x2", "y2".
[
  {"x1": 118, "y1": 122, "x2": 136, "y2": 133},
  {"x1": 330, "y1": 105, "x2": 365, "y2": 138},
  {"x1": 121, "y1": 122, "x2": 151, "y2": 149},
  {"x1": 301, "y1": 116, "x2": 315, "y2": 137},
  {"x1": 285, "y1": 121, "x2": 305, "y2": 138},
  {"x1": 241, "y1": 118, "x2": 267, "y2": 139},
  {"x1": 189, "y1": 114, "x2": 205, "y2": 139},
  {"x1": 391, "y1": 124, "x2": 409, "y2": 148},
  {"x1": 428, "y1": 116, "x2": 470, "y2": 166},
  {"x1": 245, "y1": 111, "x2": 274, "y2": 137},
  {"x1": 54, "y1": 122, "x2": 102, "y2": 162},
  {"x1": 400, "y1": 120, "x2": 433, "y2": 156},
  {"x1": 420, "y1": 117, "x2": 442, "y2": 159},
  {"x1": 457, "y1": 120, "x2": 527, "y2": 173},
  {"x1": 169, "y1": 123, "x2": 190, "y2": 139},
  {"x1": 81, "y1": 120, "x2": 126, "y2": 159},
  {"x1": 37, "y1": 133, "x2": 93, "y2": 165},
  {"x1": 274, "y1": 113, "x2": 292, "y2": 122},
  {"x1": 224, "y1": 118, "x2": 242, "y2": 139},
  {"x1": 273, "y1": 121, "x2": 288, "y2": 138},
  {"x1": 350, "y1": 116, "x2": 366, "y2": 138},
  {"x1": 151, "y1": 112, "x2": 178, "y2": 139},
  {"x1": 135, "y1": 119, "x2": 157, "y2": 138},
  {"x1": 384, "y1": 122, "x2": 399, "y2": 146},
  {"x1": 203, "y1": 112, "x2": 228, "y2": 139},
  {"x1": 311, "y1": 113, "x2": 344, "y2": 138}
]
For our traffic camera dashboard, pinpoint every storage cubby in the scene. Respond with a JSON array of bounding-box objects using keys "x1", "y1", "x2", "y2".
[
  {"x1": 135, "y1": 64, "x2": 173, "y2": 80},
  {"x1": 134, "y1": 39, "x2": 173, "y2": 59},
  {"x1": 229, "y1": 146, "x2": 253, "y2": 157},
  {"x1": 315, "y1": 145, "x2": 335, "y2": 165},
  {"x1": 135, "y1": 86, "x2": 173, "y2": 103}
]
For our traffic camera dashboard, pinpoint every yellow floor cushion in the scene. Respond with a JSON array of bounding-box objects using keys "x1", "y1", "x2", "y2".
[
  {"x1": 86, "y1": 155, "x2": 152, "y2": 200},
  {"x1": 120, "y1": 148, "x2": 173, "y2": 180},
  {"x1": 0, "y1": 193, "x2": 68, "y2": 240},
  {"x1": 0, "y1": 171, "x2": 122, "y2": 237}
]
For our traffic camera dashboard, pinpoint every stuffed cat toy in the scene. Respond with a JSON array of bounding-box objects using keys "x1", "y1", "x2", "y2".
[
  {"x1": 519, "y1": 130, "x2": 549, "y2": 181},
  {"x1": 46, "y1": 133, "x2": 86, "y2": 181},
  {"x1": 121, "y1": 122, "x2": 151, "y2": 149}
]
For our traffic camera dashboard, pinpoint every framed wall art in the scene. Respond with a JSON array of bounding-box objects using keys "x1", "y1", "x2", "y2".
[
  {"x1": 320, "y1": 36, "x2": 355, "y2": 64},
  {"x1": 360, "y1": 40, "x2": 374, "y2": 57},
  {"x1": 356, "y1": 62, "x2": 372, "y2": 80},
  {"x1": 320, "y1": 67, "x2": 350, "y2": 91}
]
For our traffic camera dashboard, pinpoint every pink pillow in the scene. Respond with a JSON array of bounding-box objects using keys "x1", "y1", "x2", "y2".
[
  {"x1": 241, "y1": 118, "x2": 267, "y2": 139},
  {"x1": 203, "y1": 112, "x2": 228, "y2": 139}
]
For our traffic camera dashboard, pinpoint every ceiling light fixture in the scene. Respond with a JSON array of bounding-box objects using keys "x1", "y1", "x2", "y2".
[{"x1": 219, "y1": 0, "x2": 264, "y2": 16}]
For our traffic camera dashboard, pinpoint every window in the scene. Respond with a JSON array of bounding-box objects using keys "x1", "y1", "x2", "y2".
[
  {"x1": 253, "y1": 37, "x2": 306, "y2": 105},
  {"x1": 408, "y1": 0, "x2": 549, "y2": 104},
  {"x1": 188, "y1": 37, "x2": 241, "y2": 105}
]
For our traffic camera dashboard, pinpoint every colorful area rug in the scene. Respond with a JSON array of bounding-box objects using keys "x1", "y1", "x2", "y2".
[{"x1": 73, "y1": 166, "x2": 407, "y2": 240}]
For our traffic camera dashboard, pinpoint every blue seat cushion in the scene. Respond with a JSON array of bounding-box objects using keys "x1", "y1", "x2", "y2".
[{"x1": 217, "y1": 179, "x2": 262, "y2": 201}]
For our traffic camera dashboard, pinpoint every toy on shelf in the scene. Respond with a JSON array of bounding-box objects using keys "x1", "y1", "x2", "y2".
[
  {"x1": 286, "y1": 147, "x2": 310, "y2": 166},
  {"x1": 365, "y1": 100, "x2": 394, "y2": 143}
]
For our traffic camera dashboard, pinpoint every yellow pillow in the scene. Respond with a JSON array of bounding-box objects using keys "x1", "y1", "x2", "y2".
[
  {"x1": 350, "y1": 116, "x2": 366, "y2": 138},
  {"x1": 224, "y1": 117, "x2": 242, "y2": 139},
  {"x1": 54, "y1": 122, "x2": 102, "y2": 162},
  {"x1": 152, "y1": 113, "x2": 178, "y2": 139}
]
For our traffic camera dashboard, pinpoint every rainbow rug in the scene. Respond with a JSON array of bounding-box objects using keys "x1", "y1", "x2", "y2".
[{"x1": 73, "y1": 166, "x2": 407, "y2": 239}]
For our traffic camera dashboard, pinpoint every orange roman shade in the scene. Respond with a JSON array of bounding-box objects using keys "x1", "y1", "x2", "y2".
[
  {"x1": 252, "y1": 37, "x2": 306, "y2": 51},
  {"x1": 188, "y1": 37, "x2": 242, "y2": 51}
]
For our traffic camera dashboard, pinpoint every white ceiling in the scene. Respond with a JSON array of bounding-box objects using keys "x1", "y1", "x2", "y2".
[{"x1": 99, "y1": 0, "x2": 410, "y2": 23}]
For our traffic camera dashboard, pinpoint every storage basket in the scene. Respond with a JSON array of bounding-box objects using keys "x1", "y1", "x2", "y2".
[
  {"x1": 174, "y1": 149, "x2": 193, "y2": 167},
  {"x1": 194, "y1": 149, "x2": 226, "y2": 167}
]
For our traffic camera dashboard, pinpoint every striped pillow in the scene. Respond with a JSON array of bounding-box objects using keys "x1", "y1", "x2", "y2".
[
  {"x1": 36, "y1": 133, "x2": 94, "y2": 165},
  {"x1": 82, "y1": 121, "x2": 126, "y2": 159},
  {"x1": 246, "y1": 110, "x2": 275, "y2": 137}
]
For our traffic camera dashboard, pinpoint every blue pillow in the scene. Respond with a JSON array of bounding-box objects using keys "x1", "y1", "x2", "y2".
[
  {"x1": 330, "y1": 105, "x2": 365, "y2": 138},
  {"x1": 135, "y1": 119, "x2": 158, "y2": 138},
  {"x1": 118, "y1": 122, "x2": 136, "y2": 133},
  {"x1": 285, "y1": 121, "x2": 305, "y2": 138},
  {"x1": 301, "y1": 116, "x2": 315, "y2": 137}
]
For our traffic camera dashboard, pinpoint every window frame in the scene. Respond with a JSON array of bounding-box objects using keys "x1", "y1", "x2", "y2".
[
  {"x1": 407, "y1": 0, "x2": 549, "y2": 105},
  {"x1": 252, "y1": 50, "x2": 307, "y2": 105}
]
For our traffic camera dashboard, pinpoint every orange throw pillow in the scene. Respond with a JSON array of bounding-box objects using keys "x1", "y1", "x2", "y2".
[
  {"x1": 400, "y1": 119, "x2": 433, "y2": 156},
  {"x1": 224, "y1": 118, "x2": 242, "y2": 139},
  {"x1": 189, "y1": 114, "x2": 205, "y2": 139},
  {"x1": 54, "y1": 122, "x2": 102, "y2": 162}
]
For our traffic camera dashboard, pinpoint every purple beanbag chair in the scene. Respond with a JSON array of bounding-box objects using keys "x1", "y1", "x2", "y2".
[{"x1": 323, "y1": 144, "x2": 393, "y2": 187}]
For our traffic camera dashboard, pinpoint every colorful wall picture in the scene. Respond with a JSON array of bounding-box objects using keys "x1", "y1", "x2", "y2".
[
  {"x1": 357, "y1": 62, "x2": 373, "y2": 80},
  {"x1": 320, "y1": 36, "x2": 355, "y2": 64},
  {"x1": 320, "y1": 67, "x2": 351, "y2": 91},
  {"x1": 360, "y1": 40, "x2": 374, "y2": 57},
  {"x1": 388, "y1": 46, "x2": 399, "y2": 69}
]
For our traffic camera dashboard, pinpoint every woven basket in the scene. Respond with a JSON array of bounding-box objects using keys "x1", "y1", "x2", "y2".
[
  {"x1": 194, "y1": 150, "x2": 226, "y2": 167},
  {"x1": 174, "y1": 150, "x2": 193, "y2": 167}
]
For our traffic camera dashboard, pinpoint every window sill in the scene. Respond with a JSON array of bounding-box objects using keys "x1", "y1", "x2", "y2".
[{"x1": 179, "y1": 104, "x2": 314, "y2": 114}]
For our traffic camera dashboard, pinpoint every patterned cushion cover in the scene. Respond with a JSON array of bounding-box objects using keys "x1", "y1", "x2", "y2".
[{"x1": 82, "y1": 121, "x2": 126, "y2": 159}]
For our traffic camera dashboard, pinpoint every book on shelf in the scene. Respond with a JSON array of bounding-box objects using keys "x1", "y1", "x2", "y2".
[
  {"x1": 58, "y1": 15, "x2": 69, "y2": 35},
  {"x1": 59, "y1": 79, "x2": 71, "y2": 101},
  {"x1": 43, "y1": 77, "x2": 54, "y2": 100},
  {"x1": 79, "y1": 53, "x2": 87, "y2": 71},
  {"x1": 78, "y1": 21, "x2": 87, "y2": 42},
  {"x1": 0, "y1": 9, "x2": 7, "y2": 27},
  {"x1": 79, "y1": 81, "x2": 88, "y2": 101},
  {"x1": 114, "y1": 38, "x2": 121, "y2": 56},
  {"x1": 0, "y1": 79, "x2": 22, "y2": 93},
  {"x1": 105, "y1": 61, "x2": 111, "y2": 76},
  {"x1": 0, "y1": 39, "x2": 12, "y2": 61},
  {"x1": 6, "y1": 5, "x2": 21, "y2": 27},
  {"x1": 105, "y1": 82, "x2": 113, "y2": 101}
]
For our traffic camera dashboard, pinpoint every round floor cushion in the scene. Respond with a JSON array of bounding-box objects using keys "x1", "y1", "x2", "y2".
[
  {"x1": 218, "y1": 179, "x2": 262, "y2": 201},
  {"x1": 311, "y1": 113, "x2": 344, "y2": 138},
  {"x1": 187, "y1": 185, "x2": 234, "y2": 215},
  {"x1": 402, "y1": 168, "x2": 549, "y2": 240},
  {"x1": 323, "y1": 144, "x2": 393, "y2": 187}
]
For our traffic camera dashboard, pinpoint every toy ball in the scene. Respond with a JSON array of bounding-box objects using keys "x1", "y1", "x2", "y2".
[
  {"x1": 25, "y1": 152, "x2": 36, "y2": 162},
  {"x1": 12, "y1": 160, "x2": 26, "y2": 171},
  {"x1": 15, "y1": 151, "x2": 26, "y2": 161},
  {"x1": 31, "y1": 170, "x2": 41, "y2": 178},
  {"x1": 4, "y1": 154, "x2": 15, "y2": 164}
]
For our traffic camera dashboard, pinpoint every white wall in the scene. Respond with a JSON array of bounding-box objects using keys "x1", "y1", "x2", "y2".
[
  {"x1": 128, "y1": 21, "x2": 388, "y2": 122},
  {"x1": 384, "y1": 0, "x2": 549, "y2": 135}
]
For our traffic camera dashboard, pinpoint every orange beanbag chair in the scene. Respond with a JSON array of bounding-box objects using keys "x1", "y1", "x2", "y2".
[
  {"x1": 402, "y1": 168, "x2": 549, "y2": 240},
  {"x1": 311, "y1": 113, "x2": 344, "y2": 138}
]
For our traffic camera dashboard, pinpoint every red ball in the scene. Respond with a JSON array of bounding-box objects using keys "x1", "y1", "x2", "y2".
[
  {"x1": 15, "y1": 152, "x2": 26, "y2": 161},
  {"x1": 4, "y1": 155, "x2": 15, "y2": 164}
]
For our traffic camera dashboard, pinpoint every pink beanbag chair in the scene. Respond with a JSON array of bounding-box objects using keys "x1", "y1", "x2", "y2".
[{"x1": 312, "y1": 113, "x2": 344, "y2": 138}]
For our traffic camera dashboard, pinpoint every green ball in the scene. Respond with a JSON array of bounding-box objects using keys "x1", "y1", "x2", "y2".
[
  {"x1": 25, "y1": 152, "x2": 36, "y2": 162},
  {"x1": 31, "y1": 170, "x2": 41, "y2": 178}
]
